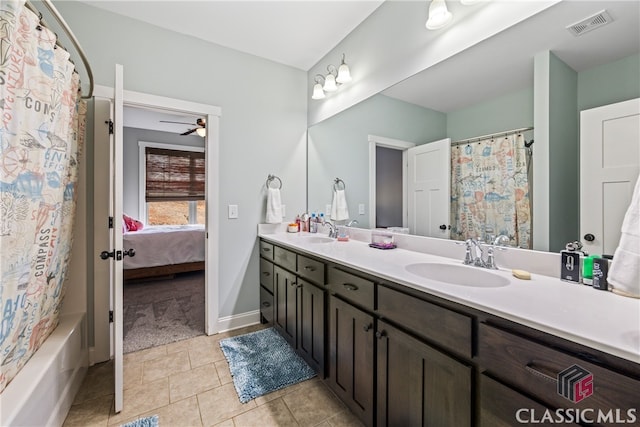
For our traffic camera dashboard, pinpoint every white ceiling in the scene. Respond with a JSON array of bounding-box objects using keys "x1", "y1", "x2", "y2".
[
  {"x1": 85, "y1": 0, "x2": 639, "y2": 132},
  {"x1": 76, "y1": 0, "x2": 384, "y2": 71}
]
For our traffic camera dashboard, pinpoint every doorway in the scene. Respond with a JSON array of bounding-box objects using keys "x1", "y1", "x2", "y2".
[{"x1": 91, "y1": 86, "x2": 220, "y2": 365}]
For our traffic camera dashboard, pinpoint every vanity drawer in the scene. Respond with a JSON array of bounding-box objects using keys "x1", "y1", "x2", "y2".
[
  {"x1": 273, "y1": 246, "x2": 296, "y2": 271},
  {"x1": 260, "y1": 286, "x2": 274, "y2": 324},
  {"x1": 259, "y1": 258, "x2": 274, "y2": 292},
  {"x1": 327, "y1": 267, "x2": 374, "y2": 311},
  {"x1": 478, "y1": 323, "x2": 640, "y2": 416},
  {"x1": 259, "y1": 240, "x2": 274, "y2": 260},
  {"x1": 377, "y1": 285, "x2": 472, "y2": 359},
  {"x1": 297, "y1": 255, "x2": 325, "y2": 284}
]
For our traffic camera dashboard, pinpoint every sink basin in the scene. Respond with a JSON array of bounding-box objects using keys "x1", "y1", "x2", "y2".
[
  {"x1": 301, "y1": 236, "x2": 334, "y2": 244},
  {"x1": 404, "y1": 263, "x2": 510, "y2": 288}
]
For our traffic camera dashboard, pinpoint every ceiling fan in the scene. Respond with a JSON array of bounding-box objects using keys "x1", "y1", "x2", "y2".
[{"x1": 160, "y1": 118, "x2": 206, "y2": 136}]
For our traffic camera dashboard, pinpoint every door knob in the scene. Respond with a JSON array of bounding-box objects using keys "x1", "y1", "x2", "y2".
[
  {"x1": 100, "y1": 250, "x2": 114, "y2": 260},
  {"x1": 123, "y1": 248, "x2": 135, "y2": 257},
  {"x1": 584, "y1": 233, "x2": 595, "y2": 242},
  {"x1": 439, "y1": 224, "x2": 447, "y2": 230}
]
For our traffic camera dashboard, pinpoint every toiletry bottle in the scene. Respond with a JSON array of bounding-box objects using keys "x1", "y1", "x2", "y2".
[
  {"x1": 560, "y1": 242, "x2": 582, "y2": 284},
  {"x1": 310, "y1": 213, "x2": 317, "y2": 233},
  {"x1": 582, "y1": 255, "x2": 598, "y2": 285},
  {"x1": 295, "y1": 215, "x2": 301, "y2": 232},
  {"x1": 592, "y1": 257, "x2": 610, "y2": 291}
]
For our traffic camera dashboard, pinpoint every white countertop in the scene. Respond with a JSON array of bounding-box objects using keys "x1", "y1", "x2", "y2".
[{"x1": 258, "y1": 229, "x2": 640, "y2": 364}]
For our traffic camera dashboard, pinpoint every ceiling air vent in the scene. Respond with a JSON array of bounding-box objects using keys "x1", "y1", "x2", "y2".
[{"x1": 566, "y1": 10, "x2": 613, "y2": 37}]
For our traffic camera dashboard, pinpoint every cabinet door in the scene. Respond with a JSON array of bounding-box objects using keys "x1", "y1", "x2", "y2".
[
  {"x1": 274, "y1": 265, "x2": 297, "y2": 347},
  {"x1": 297, "y1": 280, "x2": 325, "y2": 376},
  {"x1": 327, "y1": 295, "x2": 374, "y2": 427},
  {"x1": 377, "y1": 320, "x2": 472, "y2": 427}
]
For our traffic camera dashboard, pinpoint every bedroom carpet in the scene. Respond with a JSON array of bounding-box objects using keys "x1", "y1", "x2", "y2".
[{"x1": 123, "y1": 271, "x2": 205, "y2": 353}]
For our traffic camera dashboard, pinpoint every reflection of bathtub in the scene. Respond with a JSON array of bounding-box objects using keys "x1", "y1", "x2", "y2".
[{"x1": 1, "y1": 313, "x2": 88, "y2": 427}]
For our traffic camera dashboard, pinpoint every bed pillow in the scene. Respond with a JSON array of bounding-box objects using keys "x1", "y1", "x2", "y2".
[{"x1": 123, "y1": 214, "x2": 144, "y2": 232}]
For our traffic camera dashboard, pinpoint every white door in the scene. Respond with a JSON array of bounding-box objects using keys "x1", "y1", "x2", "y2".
[
  {"x1": 407, "y1": 138, "x2": 451, "y2": 237},
  {"x1": 580, "y1": 98, "x2": 640, "y2": 256},
  {"x1": 92, "y1": 99, "x2": 113, "y2": 365},
  {"x1": 111, "y1": 64, "x2": 125, "y2": 413}
]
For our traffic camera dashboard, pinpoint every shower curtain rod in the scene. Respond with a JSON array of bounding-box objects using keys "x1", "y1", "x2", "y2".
[
  {"x1": 25, "y1": 0, "x2": 94, "y2": 99},
  {"x1": 452, "y1": 126, "x2": 534, "y2": 147}
]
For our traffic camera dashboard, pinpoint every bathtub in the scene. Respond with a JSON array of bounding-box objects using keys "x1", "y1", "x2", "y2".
[{"x1": 1, "y1": 313, "x2": 89, "y2": 427}]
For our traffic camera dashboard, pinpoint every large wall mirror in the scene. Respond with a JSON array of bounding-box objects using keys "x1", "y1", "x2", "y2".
[{"x1": 308, "y1": 0, "x2": 639, "y2": 253}]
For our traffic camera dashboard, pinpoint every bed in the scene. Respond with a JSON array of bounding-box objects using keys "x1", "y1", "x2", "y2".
[{"x1": 122, "y1": 224, "x2": 205, "y2": 280}]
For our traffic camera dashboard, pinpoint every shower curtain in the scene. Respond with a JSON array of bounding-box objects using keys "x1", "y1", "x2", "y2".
[
  {"x1": 450, "y1": 133, "x2": 531, "y2": 249},
  {"x1": 0, "y1": 0, "x2": 86, "y2": 392}
]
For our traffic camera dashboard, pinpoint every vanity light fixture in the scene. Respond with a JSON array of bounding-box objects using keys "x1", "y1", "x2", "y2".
[
  {"x1": 426, "y1": 0, "x2": 453, "y2": 30},
  {"x1": 311, "y1": 54, "x2": 351, "y2": 100},
  {"x1": 312, "y1": 75, "x2": 326, "y2": 100},
  {"x1": 195, "y1": 127, "x2": 206, "y2": 137}
]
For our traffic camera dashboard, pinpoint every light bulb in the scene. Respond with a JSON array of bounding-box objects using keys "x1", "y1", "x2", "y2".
[
  {"x1": 426, "y1": 0, "x2": 452, "y2": 30},
  {"x1": 195, "y1": 127, "x2": 206, "y2": 137},
  {"x1": 336, "y1": 63, "x2": 351, "y2": 84},
  {"x1": 323, "y1": 73, "x2": 338, "y2": 92},
  {"x1": 312, "y1": 83, "x2": 325, "y2": 100}
]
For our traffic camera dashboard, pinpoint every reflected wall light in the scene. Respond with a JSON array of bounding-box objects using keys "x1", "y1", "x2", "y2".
[
  {"x1": 426, "y1": 0, "x2": 453, "y2": 30},
  {"x1": 311, "y1": 54, "x2": 351, "y2": 100}
]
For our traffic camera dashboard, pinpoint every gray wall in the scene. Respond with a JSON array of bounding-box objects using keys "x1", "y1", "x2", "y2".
[
  {"x1": 376, "y1": 146, "x2": 403, "y2": 228},
  {"x1": 122, "y1": 127, "x2": 205, "y2": 219},
  {"x1": 308, "y1": 94, "x2": 446, "y2": 228},
  {"x1": 578, "y1": 53, "x2": 640, "y2": 112},
  {"x1": 56, "y1": 2, "x2": 308, "y2": 323}
]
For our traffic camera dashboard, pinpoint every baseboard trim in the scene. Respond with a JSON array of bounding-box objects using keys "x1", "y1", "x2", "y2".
[{"x1": 216, "y1": 310, "x2": 261, "y2": 333}]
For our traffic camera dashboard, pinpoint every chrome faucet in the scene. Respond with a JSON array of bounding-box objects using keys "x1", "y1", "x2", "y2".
[
  {"x1": 457, "y1": 235, "x2": 509, "y2": 269},
  {"x1": 346, "y1": 220, "x2": 359, "y2": 227},
  {"x1": 321, "y1": 219, "x2": 338, "y2": 238}
]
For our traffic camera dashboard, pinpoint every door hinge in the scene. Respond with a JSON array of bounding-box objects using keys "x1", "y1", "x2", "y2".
[
  {"x1": 108, "y1": 216, "x2": 114, "y2": 229},
  {"x1": 106, "y1": 120, "x2": 114, "y2": 134},
  {"x1": 109, "y1": 310, "x2": 114, "y2": 323}
]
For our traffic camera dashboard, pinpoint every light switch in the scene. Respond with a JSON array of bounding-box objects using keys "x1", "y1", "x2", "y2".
[
  {"x1": 228, "y1": 204, "x2": 238, "y2": 219},
  {"x1": 358, "y1": 203, "x2": 365, "y2": 215}
]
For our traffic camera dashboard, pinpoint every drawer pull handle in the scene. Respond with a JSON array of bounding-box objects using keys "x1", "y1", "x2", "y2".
[
  {"x1": 262, "y1": 301, "x2": 271, "y2": 307},
  {"x1": 262, "y1": 247, "x2": 271, "y2": 252},
  {"x1": 290, "y1": 281, "x2": 297, "y2": 287},
  {"x1": 525, "y1": 363, "x2": 558, "y2": 383},
  {"x1": 363, "y1": 323, "x2": 372, "y2": 332},
  {"x1": 262, "y1": 272, "x2": 270, "y2": 276},
  {"x1": 375, "y1": 330, "x2": 386, "y2": 339},
  {"x1": 304, "y1": 266, "x2": 316, "y2": 272},
  {"x1": 343, "y1": 283, "x2": 358, "y2": 291}
]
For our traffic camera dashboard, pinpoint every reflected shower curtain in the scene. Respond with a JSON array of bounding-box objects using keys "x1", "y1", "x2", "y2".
[
  {"x1": 450, "y1": 134, "x2": 531, "y2": 249},
  {"x1": 0, "y1": 0, "x2": 86, "y2": 392}
]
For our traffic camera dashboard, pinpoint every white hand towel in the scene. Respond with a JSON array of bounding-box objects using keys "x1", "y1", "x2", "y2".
[
  {"x1": 609, "y1": 174, "x2": 640, "y2": 298},
  {"x1": 266, "y1": 187, "x2": 283, "y2": 224},
  {"x1": 331, "y1": 189, "x2": 349, "y2": 221}
]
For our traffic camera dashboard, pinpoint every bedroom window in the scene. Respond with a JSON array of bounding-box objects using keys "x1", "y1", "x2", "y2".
[{"x1": 145, "y1": 147, "x2": 205, "y2": 225}]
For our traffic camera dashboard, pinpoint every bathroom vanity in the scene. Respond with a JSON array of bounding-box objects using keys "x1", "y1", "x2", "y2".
[{"x1": 257, "y1": 228, "x2": 640, "y2": 427}]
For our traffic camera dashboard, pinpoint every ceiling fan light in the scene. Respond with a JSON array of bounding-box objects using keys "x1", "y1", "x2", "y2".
[
  {"x1": 336, "y1": 63, "x2": 352, "y2": 84},
  {"x1": 323, "y1": 73, "x2": 338, "y2": 92},
  {"x1": 195, "y1": 127, "x2": 206, "y2": 137},
  {"x1": 426, "y1": 0, "x2": 452, "y2": 30},
  {"x1": 312, "y1": 83, "x2": 325, "y2": 100}
]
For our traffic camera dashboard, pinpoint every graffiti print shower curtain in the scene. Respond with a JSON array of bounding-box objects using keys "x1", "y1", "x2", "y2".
[
  {"x1": 0, "y1": 0, "x2": 86, "y2": 392},
  {"x1": 450, "y1": 133, "x2": 531, "y2": 249}
]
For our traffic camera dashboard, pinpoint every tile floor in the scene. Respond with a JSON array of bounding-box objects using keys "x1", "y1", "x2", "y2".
[{"x1": 63, "y1": 324, "x2": 363, "y2": 427}]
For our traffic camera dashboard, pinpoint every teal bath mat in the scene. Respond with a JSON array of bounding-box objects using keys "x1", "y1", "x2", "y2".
[{"x1": 219, "y1": 327, "x2": 316, "y2": 403}]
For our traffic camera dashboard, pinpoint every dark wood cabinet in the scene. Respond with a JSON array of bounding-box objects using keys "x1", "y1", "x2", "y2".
[
  {"x1": 479, "y1": 374, "x2": 578, "y2": 426},
  {"x1": 274, "y1": 265, "x2": 297, "y2": 347},
  {"x1": 259, "y1": 238, "x2": 640, "y2": 427},
  {"x1": 327, "y1": 295, "x2": 375, "y2": 427},
  {"x1": 377, "y1": 320, "x2": 472, "y2": 427},
  {"x1": 297, "y1": 279, "x2": 325, "y2": 376}
]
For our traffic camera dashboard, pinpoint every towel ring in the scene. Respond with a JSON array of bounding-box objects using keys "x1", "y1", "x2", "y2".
[
  {"x1": 334, "y1": 178, "x2": 345, "y2": 191},
  {"x1": 266, "y1": 174, "x2": 282, "y2": 189}
]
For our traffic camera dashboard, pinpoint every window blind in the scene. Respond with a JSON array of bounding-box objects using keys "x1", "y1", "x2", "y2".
[{"x1": 145, "y1": 147, "x2": 205, "y2": 202}]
